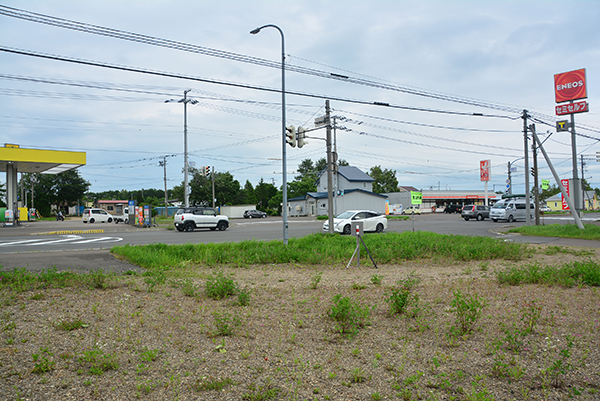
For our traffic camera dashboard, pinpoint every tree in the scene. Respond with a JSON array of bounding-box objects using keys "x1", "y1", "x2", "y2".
[
  {"x1": 242, "y1": 180, "x2": 257, "y2": 205},
  {"x1": 19, "y1": 170, "x2": 89, "y2": 216},
  {"x1": 55, "y1": 170, "x2": 90, "y2": 207},
  {"x1": 540, "y1": 184, "x2": 561, "y2": 202},
  {"x1": 254, "y1": 178, "x2": 278, "y2": 211},
  {"x1": 188, "y1": 168, "x2": 242, "y2": 206},
  {"x1": 368, "y1": 166, "x2": 398, "y2": 193}
]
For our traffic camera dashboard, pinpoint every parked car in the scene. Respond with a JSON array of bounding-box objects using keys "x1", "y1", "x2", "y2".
[
  {"x1": 174, "y1": 206, "x2": 229, "y2": 232},
  {"x1": 539, "y1": 205, "x2": 552, "y2": 213},
  {"x1": 322, "y1": 210, "x2": 387, "y2": 235},
  {"x1": 490, "y1": 199, "x2": 535, "y2": 222},
  {"x1": 461, "y1": 205, "x2": 490, "y2": 221},
  {"x1": 444, "y1": 204, "x2": 462, "y2": 214},
  {"x1": 243, "y1": 210, "x2": 267, "y2": 219},
  {"x1": 402, "y1": 206, "x2": 421, "y2": 215},
  {"x1": 82, "y1": 208, "x2": 113, "y2": 223}
]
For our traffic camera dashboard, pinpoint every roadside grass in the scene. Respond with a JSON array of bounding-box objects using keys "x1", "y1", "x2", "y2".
[
  {"x1": 111, "y1": 232, "x2": 530, "y2": 269},
  {"x1": 508, "y1": 223, "x2": 600, "y2": 240},
  {"x1": 496, "y1": 260, "x2": 600, "y2": 287}
]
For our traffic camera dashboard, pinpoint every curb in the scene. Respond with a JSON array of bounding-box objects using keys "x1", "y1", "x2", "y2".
[{"x1": 34, "y1": 230, "x2": 105, "y2": 235}]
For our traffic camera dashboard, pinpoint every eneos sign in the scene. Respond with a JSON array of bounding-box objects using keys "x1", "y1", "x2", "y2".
[{"x1": 554, "y1": 68, "x2": 587, "y2": 103}]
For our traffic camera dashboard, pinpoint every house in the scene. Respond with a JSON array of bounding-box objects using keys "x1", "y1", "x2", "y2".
[
  {"x1": 96, "y1": 200, "x2": 129, "y2": 216},
  {"x1": 288, "y1": 166, "x2": 388, "y2": 216},
  {"x1": 545, "y1": 191, "x2": 598, "y2": 211}
]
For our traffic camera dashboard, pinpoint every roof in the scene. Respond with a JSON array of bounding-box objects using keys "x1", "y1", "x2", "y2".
[
  {"x1": 290, "y1": 188, "x2": 388, "y2": 201},
  {"x1": 399, "y1": 186, "x2": 419, "y2": 192},
  {"x1": 315, "y1": 166, "x2": 374, "y2": 186},
  {"x1": 97, "y1": 200, "x2": 129, "y2": 204},
  {"x1": 0, "y1": 144, "x2": 86, "y2": 174}
]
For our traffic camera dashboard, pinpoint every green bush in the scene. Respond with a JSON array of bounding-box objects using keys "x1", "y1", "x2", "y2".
[
  {"x1": 386, "y1": 276, "x2": 420, "y2": 315},
  {"x1": 496, "y1": 261, "x2": 600, "y2": 287}
]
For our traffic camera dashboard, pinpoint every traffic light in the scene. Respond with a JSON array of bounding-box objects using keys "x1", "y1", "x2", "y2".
[
  {"x1": 297, "y1": 126, "x2": 306, "y2": 148},
  {"x1": 206, "y1": 166, "x2": 211, "y2": 176},
  {"x1": 200, "y1": 166, "x2": 207, "y2": 177},
  {"x1": 286, "y1": 125, "x2": 296, "y2": 147},
  {"x1": 530, "y1": 167, "x2": 536, "y2": 177}
]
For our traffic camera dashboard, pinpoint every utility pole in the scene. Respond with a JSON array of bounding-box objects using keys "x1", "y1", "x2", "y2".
[
  {"x1": 326, "y1": 100, "x2": 334, "y2": 234},
  {"x1": 507, "y1": 161, "x2": 512, "y2": 194},
  {"x1": 530, "y1": 125, "x2": 540, "y2": 225},
  {"x1": 581, "y1": 155, "x2": 587, "y2": 210},
  {"x1": 159, "y1": 156, "x2": 168, "y2": 217},
  {"x1": 523, "y1": 110, "x2": 531, "y2": 225},
  {"x1": 212, "y1": 166, "x2": 216, "y2": 209},
  {"x1": 570, "y1": 106, "x2": 581, "y2": 215}
]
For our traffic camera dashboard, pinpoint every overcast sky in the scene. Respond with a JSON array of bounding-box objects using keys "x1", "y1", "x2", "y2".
[{"x1": 1, "y1": 0, "x2": 599, "y2": 197}]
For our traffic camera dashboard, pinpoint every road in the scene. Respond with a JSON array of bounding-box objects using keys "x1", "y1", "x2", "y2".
[{"x1": 1, "y1": 213, "x2": 598, "y2": 272}]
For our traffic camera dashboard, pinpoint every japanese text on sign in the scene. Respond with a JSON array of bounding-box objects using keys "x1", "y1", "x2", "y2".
[{"x1": 411, "y1": 191, "x2": 422, "y2": 205}]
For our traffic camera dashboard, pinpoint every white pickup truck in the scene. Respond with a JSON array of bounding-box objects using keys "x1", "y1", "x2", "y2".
[{"x1": 113, "y1": 207, "x2": 130, "y2": 224}]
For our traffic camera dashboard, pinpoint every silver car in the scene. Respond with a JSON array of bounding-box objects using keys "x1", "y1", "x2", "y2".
[{"x1": 322, "y1": 210, "x2": 387, "y2": 235}]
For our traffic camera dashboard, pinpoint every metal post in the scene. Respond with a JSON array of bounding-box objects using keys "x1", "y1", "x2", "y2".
[
  {"x1": 531, "y1": 125, "x2": 540, "y2": 225},
  {"x1": 183, "y1": 89, "x2": 190, "y2": 208},
  {"x1": 212, "y1": 166, "x2": 215, "y2": 209},
  {"x1": 326, "y1": 100, "x2": 334, "y2": 234},
  {"x1": 570, "y1": 109, "x2": 580, "y2": 214},
  {"x1": 523, "y1": 110, "x2": 531, "y2": 225},
  {"x1": 250, "y1": 24, "x2": 288, "y2": 244},
  {"x1": 162, "y1": 156, "x2": 168, "y2": 216},
  {"x1": 507, "y1": 161, "x2": 512, "y2": 194}
]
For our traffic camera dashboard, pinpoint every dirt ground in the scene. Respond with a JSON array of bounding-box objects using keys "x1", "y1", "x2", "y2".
[{"x1": 0, "y1": 244, "x2": 599, "y2": 400}]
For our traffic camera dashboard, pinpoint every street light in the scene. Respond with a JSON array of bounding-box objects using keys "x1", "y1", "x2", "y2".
[
  {"x1": 165, "y1": 90, "x2": 198, "y2": 208},
  {"x1": 250, "y1": 24, "x2": 289, "y2": 245}
]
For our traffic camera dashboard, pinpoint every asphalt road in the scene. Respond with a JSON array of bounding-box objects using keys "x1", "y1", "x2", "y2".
[{"x1": 1, "y1": 213, "x2": 598, "y2": 272}]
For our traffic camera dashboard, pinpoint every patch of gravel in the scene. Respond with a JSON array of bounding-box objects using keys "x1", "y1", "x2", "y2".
[{"x1": 1, "y1": 246, "x2": 599, "y2": 400}]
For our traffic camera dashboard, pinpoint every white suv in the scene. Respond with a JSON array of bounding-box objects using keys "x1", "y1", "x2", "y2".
[
  {"x1": 174, "y1": 206, "x2": 229, "y2": 232},
  {"x1": 82, "y1": 208, "x2": 113, "y2": 223}
]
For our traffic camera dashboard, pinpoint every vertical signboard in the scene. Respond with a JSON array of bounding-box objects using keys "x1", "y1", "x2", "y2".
[
  {"x1": 554, "y1": 68, "x2": 589, "y2": 116},
  {"x1": 410, "y1": 191, "x2": 423, "y2": 205},
  {"x1": 561, "y1": 179, "x2": 570, "y2": 210},
  {"x1": 480, "y1": 160, "x2": 491, "y2": 181}
]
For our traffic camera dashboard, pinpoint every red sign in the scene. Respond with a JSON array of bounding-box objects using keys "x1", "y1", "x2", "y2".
[
  {"x1": 556, "y1": 100, "x2": 588, "y2": 116},
  {"x1": 480, "y1": 160, "x2": 490, "y2": 182},
  {"x1": 554, "y1": 68, "x2": 587, "y2": 103},
  {"x1": 561, "y1": 179, "x2": 570, "y2": 210}
]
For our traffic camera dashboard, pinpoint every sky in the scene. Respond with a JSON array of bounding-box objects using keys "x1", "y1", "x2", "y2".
[{"x1": 1, "y1": 0, "x2": 600, "y2": 197}]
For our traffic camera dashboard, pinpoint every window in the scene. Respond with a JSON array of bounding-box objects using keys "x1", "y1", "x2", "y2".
[{"x1": 107, "y1": 205, "x2": 114, "y2": 212}]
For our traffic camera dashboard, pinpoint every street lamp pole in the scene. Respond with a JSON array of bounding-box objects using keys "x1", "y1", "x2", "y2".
[
  {"x1": 165, "y1": 90, "x2": 197, "y2": 208},
  {"x1": 251, "y1": 24, "x2": 288, "y2": 245}
]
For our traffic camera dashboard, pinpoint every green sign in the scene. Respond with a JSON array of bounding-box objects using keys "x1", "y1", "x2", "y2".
[
  {"x1": 541, "y1": 179, "x2": 550, "y2": 190},
  {"x1": 411, "y1": 191, "x2": 423, "y2": 205}
]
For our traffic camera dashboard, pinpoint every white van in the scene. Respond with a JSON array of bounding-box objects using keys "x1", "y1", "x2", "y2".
[{"x1": 490, "y1": 199, "x2": 534, "y2": 222}]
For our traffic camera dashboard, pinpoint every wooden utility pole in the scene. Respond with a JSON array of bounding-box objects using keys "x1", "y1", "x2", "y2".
[
  {"x1": 161, "y1": 156, "x2": 168, "y2": 217},
  {"x1": 530, "y1": 126, "x2": 540, "y2": 225}
]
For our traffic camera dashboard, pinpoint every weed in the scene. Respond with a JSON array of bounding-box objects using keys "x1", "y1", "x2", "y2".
[
  {"x1": 327, "y1": 294, "x2": 371, "y2": 336},
  {"x1": 351, "y1": 367, "x2": 366, "y2": 383},
  {"x1": 371, "y1": 391, "x2": 382, "y2": 400},
  {"x1": 180, "y1": 279, "x2": 200, "y2": 297},
  {"x1": 191, "y1": 376, "x2": 234, "y2": 391},
  {"x1": 351, "y1": 282, "x2": 367, "y2": 290},
  {"x1": 54, "y1": 318, "x2": 88, "y2": 331},
  {"x1": 213, "y1": 310, "x2": 242, "y2": 336},
  {"x1": 87, "y1": 269, "x2": 112, "y2": 289},
  {"x1": 139, "y1": 347, "x2": 161, "y2": 362},
  {"x1": 496, "y1": 261, "x2": 600, "y2": 287},
  {"x1": 30, "y1": 293, "x2": 45, "y2": 300},
  {"x1": 32, "y1": 347, "x2": 55, "y2": 374},
  {"x1": 242, "y1": 380, "x2": 282, "y2": 400},
  {"x1": 370, "y1": 274, "x2": 383, "y2": 285},
  {"x1": 449, "y1": 289, "x2": 486, "y2": 336},
  {"x1": 78, "y1": 345, "x2": 119, "y2": 375},
  {"x1": 386, "y1": 275, "x2": 420, "y2": 315},
  {"x1": 540, "y1": 335, "x2": 575, "y2": 388},
  {"x1": 237, "y1": 286, "x2": 252, "y2": 306},
  {"x1": 309, "y1": 271, "x2": 323, "y2": 289},
  {"x1": 143, "y1": 268, "x2": 167, "y2": 292},
  {"x1": 206, "y1": 271, "x2": 238, "y2": 299},
  {"x1": 519, "y1": 299, "x2": 542, "y2": 335}
]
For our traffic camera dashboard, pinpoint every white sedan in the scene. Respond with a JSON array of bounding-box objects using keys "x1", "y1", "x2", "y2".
[{"x1": 322, "y1": 210, "x2": 388, "y2": 235}]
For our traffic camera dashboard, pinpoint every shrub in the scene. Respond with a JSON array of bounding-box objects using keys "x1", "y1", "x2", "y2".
[{"x1": 385, "y1": 275, "x2": 420, "y2": 315}]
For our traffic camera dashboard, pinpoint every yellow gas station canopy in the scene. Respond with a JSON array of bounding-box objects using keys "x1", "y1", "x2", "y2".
[{"x1": 0, "y1": 144, "x2": 86, "y2": 174}]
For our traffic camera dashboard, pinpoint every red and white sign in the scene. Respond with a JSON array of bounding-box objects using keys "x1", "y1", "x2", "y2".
[
  {"x1": 556, "y1": 100, "x2": 588, "y2": 116},
  {"x1": 554, "y1": 68, "x2": 587, "y2": 103},
  {"x1": 561, "y1": 179, "x2": 570, "y2": 210},
  {"x1": 480, "y1": 160, "x2": 491, "y2": 182}
]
